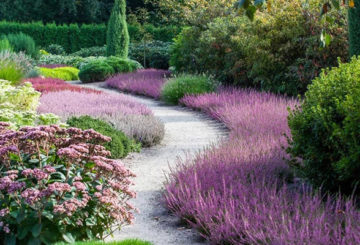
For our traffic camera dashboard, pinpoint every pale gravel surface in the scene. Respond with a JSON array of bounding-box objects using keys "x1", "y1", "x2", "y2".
[{"x1": 71, "y1": 81, "x2": 227, "y2": 245}]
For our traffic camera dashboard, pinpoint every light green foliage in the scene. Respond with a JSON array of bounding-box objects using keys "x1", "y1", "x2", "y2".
[
  {"x1": 79, "y1": 61, "x2": 114, "y2": 83},
  {"x1": 67, "y1": 116, "x2": 140, "y2": 159},
  {"x1": 287, "y1": 57, "x2": 360, "y2": 194},
  {"x1": 161, "y1": 74, "x2": 217, "y2": 104},
  {"x1": 106, "y1": 0, "x2": 130, "y2": 58},
  {"x1": 39, "y1": 54, "x2": 106, "y2": 69},
  {"x1": 0, "y1": 38, "x2": 12, "y2": 51},
  {"x1": 0, "y1": 50, "x2": 34, "y2": 76},
  {"x1": 0, "y1": 61, "x2": 24, "y2": 84},
  {"x1": 40, "y1": 67, "x2": 80, "y2": 81},
  {"x1": 0, "y1": 80, "x2": 60, "y2": 128},
  {"x1": 6, "y1": 32, "x2": 39, "y2": 59}
]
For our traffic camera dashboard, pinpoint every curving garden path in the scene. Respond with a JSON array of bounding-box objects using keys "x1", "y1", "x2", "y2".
[{"x1": 74, "y1": 82, "x2": 227, "y2": 245}]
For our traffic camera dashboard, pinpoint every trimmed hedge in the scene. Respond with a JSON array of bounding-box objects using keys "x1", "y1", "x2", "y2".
[
  {"x1": 67, "y1": 116, "x2": 139, "y2": 159},
  {"x1": 0, "y1": 21, "x2": 180, "y2": 53}
]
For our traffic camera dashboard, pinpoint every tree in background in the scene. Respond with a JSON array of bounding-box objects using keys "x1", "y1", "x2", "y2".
[
  {"x1": 106, "y1": 0, "x2": 129, "y2": 58},
  {"x1": 236, "y1": 0, "x2": 360, "y2": 56}
]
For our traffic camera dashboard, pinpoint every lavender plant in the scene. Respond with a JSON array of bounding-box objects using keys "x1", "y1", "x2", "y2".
[{"x1": 0, "y1": 123, "x2": 136, "y2": 243}]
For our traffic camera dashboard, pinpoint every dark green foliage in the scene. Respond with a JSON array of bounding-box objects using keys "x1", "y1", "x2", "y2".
[
  {"x1": 78, "y1": 61, "x2": 114, "y2": 83},
  {"x1": 0, "y1": 21, "x2": 179, "y2": 53},
  {"x1": 47, "y1": 44, "x2": 66, "y2": 55},
  {"x1": 104, "y1": 56, "x2": 135, "y2": 73},
  {"x1": 349, "y1": 0, "x2": 360, "y2": 56},
  {"x1": 106, "y1": 0, "x2": 129, "y2": 58},
  {"x1": 161, "y1": 74, "x2": 217, "y2": 104},
  {"x1": 67, "y1": 116, "x2": 139, "y2": 159},
  {"x1": 5, "y1": 32, "x2": 39, "y2": 59},
  {"x1": 287, "y1": 57, "x2": 360, "y2": 194},
  {"x1": 129, "y1": 41, "x2": 171, "y2": 69},
  {"x1": 71, "y1": 46, "x2": 106, "y2": 57}
]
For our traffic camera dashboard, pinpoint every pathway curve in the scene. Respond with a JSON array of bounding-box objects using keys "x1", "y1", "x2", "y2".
[{"x1": 75, "y1": 82, "x2": 227, "y2": 245}]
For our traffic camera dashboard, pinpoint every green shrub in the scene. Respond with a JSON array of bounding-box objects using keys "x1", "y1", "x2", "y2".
[
  {"x1": 47, "y1": 44, "x2": 66, "y2": 55},
  {"x1": 129, "y1": 41, "x2": 171, "y2": 69},
  {"x1": 71, "y1": 46, "x2": 106, "y2": 57},
  {"x1": 0, "y1": 50, "x2": 34, "y2": 75},
  {"x1": 161, "y1": 74, "x2": 217, "y2": 104},
  {"x1": 0, "y1": 61, "x2": 24, "y2": 84},
  {"x1": 40, "y1": 67, "x2": 80, "y2": 80},
  {"x1": 39, "y1": 54, "x2": 107, "y2": 69},
  {"x1": 79, "y1": 61, "x2": 114, "y2": 83},
  {"x1": 0, "y1": 38, "x2": 12, "y2": 51},
  {"x1": 5, "y1": 32, "x2": 39, "y2": 59},
  {"x1": 105, "y1": 56, "x2": 135, "y2": 73},
  {"x1": 170, "y1": 0, "x2": 348, "y2": 96},
  {"x1": 106, "y1": 0, "x2": 129, "y2": 58},
  {"x1": 287, "y1": 57, "x2": 360, "y2": 194},
  {"x1": 67, "y1": 116, "x2": 140, "y2": 159}
]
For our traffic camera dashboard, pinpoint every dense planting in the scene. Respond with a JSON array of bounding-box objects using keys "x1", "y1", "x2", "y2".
[
  {"x1": 288, "y1": 56, "x2": 360, "y2": 194},
  {"x1": 0, "y1": 123, "x2": 136, "y2": 243},
  {"x1": 79, "y1": 61, "x2": 114, "y2": 83},
  {"x1": 5, "y1": 33, "x2": 39, "y2": 59},
  {"x1": 67, "y1": 116, "x2": 139, "y2": 159},
  {"x1": 106, "y1": 69, "x2": 171, "y2": 99},
  {"x1": 27, "y1": 77, "x2": 101, "y2": 94},
  {"x1": 164, "y1": 89, "x2": 360, "y2": 244}
]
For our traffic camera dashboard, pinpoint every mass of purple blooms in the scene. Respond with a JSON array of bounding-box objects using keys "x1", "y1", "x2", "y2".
[
  {"x1": 165, "y1": 88, "x2": 360, "y2": 244},
  {"x1": 38, "y1": 90, "x2": 152, "y2": 120},
  {"x1": 106, "y1": 69, "x2": 171, "y2": 99}
]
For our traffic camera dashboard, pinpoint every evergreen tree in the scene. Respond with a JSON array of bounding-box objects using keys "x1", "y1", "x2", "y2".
[
  {"x1": 349, "y1": 0, "x2": 360, "y2": 56},
  {"x1": 106, "y1": 0, "x2": 129, "y2": 58}
]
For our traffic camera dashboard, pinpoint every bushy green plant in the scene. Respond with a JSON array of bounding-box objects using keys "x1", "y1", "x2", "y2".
[
  {"x1": 161, "y1": 74, "x2": 217, "y2": 104},
  {"x1": 0, "y1": 50, "x2": 34, "y2": 77},
  {"x1": 0, "y1": 61, "x2": 24, "y2": 84},
  {"x1": 170, "y1": 0, "x2": 348, "y2": 96},
  {"x1": 287, "y1": 57, "x2": 360, "y2": 194},
  {"x1": 5, "y1": 32, "x2": 39, "y2": 59},
  {"x1": 129, "y1": 41, "x2": 171, "y2": 69},
  {"x1": 78, "y1": 61, "x2": 114, "y2": 83},
  {"x1": 39, "y1": 54, "x2": 108, "y2": 69},
  {"x1": 71, "y1": 46, "x2": 106, "y2": 57},
  {"x1": 106, "y1": 0, "x2": 129, "y2": 58},
  {"x1": 67, "y1": 116, "x2": 140, "y2": 159},
  {"x1": 47, "y1": 44, "x2": 66, "y2": 55},
  {"x1": 105, "y1": 56, "x2": 135, "y2": 73},
  {"x1": 39, "y1": 67, "x2": 79, "y2": 81},
  {"x1": 0, "y1": 38, "x2": 12, "y2": 52}
]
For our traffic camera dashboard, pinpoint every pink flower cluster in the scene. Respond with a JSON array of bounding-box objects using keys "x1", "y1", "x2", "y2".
[{"x1": 0, "y1": 123, "x2": 136, "y2": 237}]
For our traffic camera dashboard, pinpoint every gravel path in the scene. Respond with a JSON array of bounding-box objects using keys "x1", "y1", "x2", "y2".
[{"x1": 73, "y1": 82, "x2": 227, "y2": 245}]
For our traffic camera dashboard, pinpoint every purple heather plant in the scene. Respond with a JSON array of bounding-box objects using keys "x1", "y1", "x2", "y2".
[
  {"x1": 164, "y1": 88, "x2": 360, "y2": 244},
  {"x1": 0, "y1": 122, "x2": 136, "y2": 243},
  {"x1": 106, "y1": 69, "x2": 171, "y2": 99}
]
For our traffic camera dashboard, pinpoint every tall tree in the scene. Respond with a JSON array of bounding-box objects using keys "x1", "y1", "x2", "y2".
[{"x1": 106, "y1": 0, "x2": 129, "y2": 58}]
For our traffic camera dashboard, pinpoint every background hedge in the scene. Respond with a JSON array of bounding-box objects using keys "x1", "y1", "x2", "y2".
[{"x1": 0, "y1": 21, "x2": 180, "y2": 53}]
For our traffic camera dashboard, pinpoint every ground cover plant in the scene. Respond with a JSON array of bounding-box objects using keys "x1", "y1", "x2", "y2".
[
  {"x1": 0, "y1": 123, "x2": 136, "y2": 243},
  {"x1": 39, "y1": 67, "x2": 79, "y2": 81},
  {"x1": 106, "y1": 69, "x2": 171, "y2": 99},
  {"x1": 27, "y1": 77, "x2": 102, "y2": 94},
  {"x1": 67, "y1": 116, "x2": 140, "y2": 159},
  {"x1": 164, "y1": 88, "x2": 360, "y2": 244},
  {"x1": 38, "y1": 90, "x2": 164, "y2": 147}
]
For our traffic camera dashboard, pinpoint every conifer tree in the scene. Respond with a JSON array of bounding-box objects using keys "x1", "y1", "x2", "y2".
[{"x1": 106, "y1": 0, "x2": 129, "y2": 58}]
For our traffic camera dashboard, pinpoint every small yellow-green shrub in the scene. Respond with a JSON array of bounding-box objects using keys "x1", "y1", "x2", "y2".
[{"x1": 40, "y1": 66, "x2": 79, "y2": 80}]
